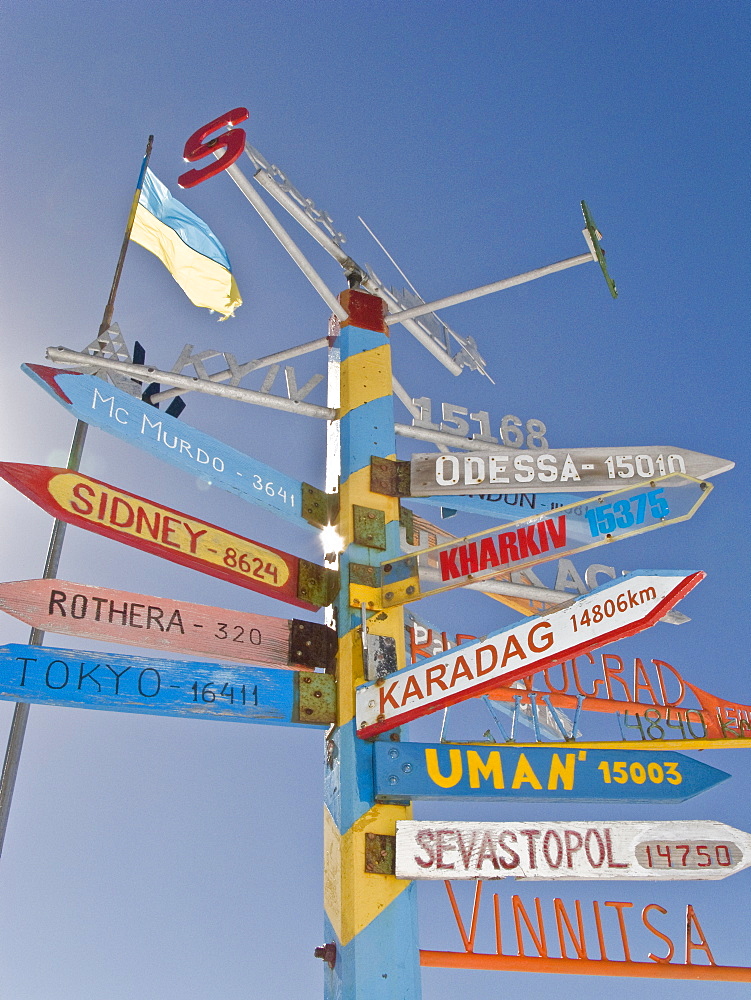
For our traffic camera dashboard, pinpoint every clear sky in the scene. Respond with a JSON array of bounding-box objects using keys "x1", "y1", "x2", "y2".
[{"x1": 1, "y1": 1, "x2": 749, "y2": 998}]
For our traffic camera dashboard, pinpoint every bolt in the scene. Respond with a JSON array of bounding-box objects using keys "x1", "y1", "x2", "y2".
[
  {"x1": 314, "y1": 691, "x2": 322, "y2": 698},
  {"x1": 314, "y1": 943, "x2": 336, "y2": 968},
  {"x1": 406, "y1": 586, "x2": 415, "y2": 595},
  {"x1": 304, "y1": 708, "x2": 313, "y2": 715},
  {"x1": 383, "y1": 563, "x2": 393, "y2": 573},
  {"x1": 303, "y1": 676, "x2": 311, "y2": 683},
  {"x1": 385, "y1": 592, "x2": 394, "y2": 600}
]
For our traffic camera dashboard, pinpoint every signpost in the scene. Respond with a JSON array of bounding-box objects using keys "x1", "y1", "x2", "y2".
[
  {"x1": 24, "y1": 365, "x2": 317, "y2": 530},
  {"x1": 0, "y1": 642, "x2": 334, "y2": 726},
  {"x1": 395, "y1": 820, "x2": 748, "y2": 881},
  {"x1": 0, "y1": 579, "x2": 335, "y2": 670},
  {"x1": 409, "y1": 446, "x2": 733, "y2": 496},
  {"x1": 357, "y1": 571, "x2": 704, "y2": 738},
  {"x1": 380, "y1": 476, "x2": 711, "y2": 607},
  {"x1": 0, "y1": 464, "x2": 336, "y2": 611},
  {"x1": 373, "y1": 742, "x2": 728, "y2": 804}
]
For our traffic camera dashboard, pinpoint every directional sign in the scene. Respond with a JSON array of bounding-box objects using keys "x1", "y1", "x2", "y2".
[
  {"x1": 395, "y1": 819, "x2": 748, "y2": 881},
  {"x1": 409, "y1": 446, "x2": 733, "y2": 496},
  {"x1": 23, "y1": 365, "x2": 314, "y2": 530},
  {"x1": 0, "y1": 642, "x2": 334, "y2": 726},
  {"x1": 356, "y1": 570, "x2": 703, "y2": 738},
  {"x1": 0, "y1": 579, "x2": 335, "y2": 670},
  {"x1": 380, "y1": 474, "x2": 710, "y2": 607},
  {"x1": 374, "y1": 741, "x2": 727, "y2": 803},
  {"x1": 0, "y1": 464, "x2": 336, "y2": 611}
]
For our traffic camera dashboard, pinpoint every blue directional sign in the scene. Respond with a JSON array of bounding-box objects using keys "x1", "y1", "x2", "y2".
[
  {"x1": 373, "y1": 741, "x2": 729, "y2": 803},
  {"x1": 0, "y1": 642, "x2": 334, "y2": 728},
  {"x1": 23, "y1": 365, "x2": 314, "y2": 530},
  {"x1": 412, "y1": 492, "x2": 592, "y2": 523}
]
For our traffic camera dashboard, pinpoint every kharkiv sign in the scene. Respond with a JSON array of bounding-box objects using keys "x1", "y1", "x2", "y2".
[
  {"x1": 0, "y1": 464, "x2": 336, "y2": 611},
  {"x1": 379, "y1": 475, "x2": 711, "y2": 607},
  {"x1": 0, "y1": 579, "x2": 336, "y2": 670},
  {"x1": 395, "y1": 820, "x2": 748, "y2": 881},
  {"x1": 356, "y1": 571, "x2": 703, "y2": 738}
]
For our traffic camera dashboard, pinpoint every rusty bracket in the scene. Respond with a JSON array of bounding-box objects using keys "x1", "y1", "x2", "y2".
[
  {"x1": 301, "y1": 482, "x2": 340, "y2": 530},
  {"x1": 289, "y1": 620, "x2": 337, "y2": 672},
  {"x1": 364, "y1": 832, "x2": 396, "y2": 875},
  {"x1": 349, "y1": 563, "x2": 380, "y2": 588},
  {"x1": 297, "y1": 560, "x2": 340, "y2": 608},
  {"x1": 352, "y1": 504, "x2": 387, "y2": 550},
  {"x1": 295, "y1": 671, "x2": 336, "y2": 725},
  {"x1": 364, "y1": 634, "x2": 398, "y2": 682},
  {"x1": 399, "y1": 503, "x2": 415, "y2": 545},
  {"x1": 370, "y1": 456, "x2": 411, "y2": 497}
]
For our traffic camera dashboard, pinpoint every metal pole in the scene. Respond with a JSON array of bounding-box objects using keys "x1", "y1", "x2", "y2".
[
  {"x1": 0, "y1": 137, "x2": 153, "y2": 858},
  {"x1": 322, "y1": 288, "x2": 422, "y2": 998}
]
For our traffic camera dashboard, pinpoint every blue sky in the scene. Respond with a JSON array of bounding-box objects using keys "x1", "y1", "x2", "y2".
[{"x1": 0, "y1": 2, "x2": 749, "y2": 997}]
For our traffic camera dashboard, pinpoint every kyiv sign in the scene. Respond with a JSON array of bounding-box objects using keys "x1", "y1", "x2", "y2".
[
  {"x1": 356, "y1": 571, "x2": 703, "y2": 738},
  {"x1": 0, "y1": 464, "x2": 336, "y2": 611},
  {"x1": 395, "y1": 820, "x2": 746, "y2": 881}
]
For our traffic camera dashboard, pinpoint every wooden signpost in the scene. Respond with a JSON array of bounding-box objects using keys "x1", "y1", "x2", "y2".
[
  {"x1": 408, "y1": 446, "x2": 734, "y2": 496},
  {"x1": 24, "y1": 365, "x2": 317, "y2": 530},
  {"x1": 395, "y1": 820, "x2": 749, "y2": 881},
  {"x1": 0, "y1": 579, "x2": 335, "y2": 670},
  {"x1": 379, "y1": 476, "x2": 711, "y2": 607},
  {"x1": 373, "y1": 742, "x2": 729, "y2": 803},
  {"x1": 357, "y1": 570, "x2": 704, "y2": 738},
  {"x1": 0, "y1": 642, "x2": 334, "y2": 726},
  {"x1": 0, "y1": 463, "x2": 336, "y2": 611}
]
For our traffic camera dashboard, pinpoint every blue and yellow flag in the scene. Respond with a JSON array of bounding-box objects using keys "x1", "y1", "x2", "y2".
[{"x1": 131, "y1": 169, "x2": 241, "y2": 319}]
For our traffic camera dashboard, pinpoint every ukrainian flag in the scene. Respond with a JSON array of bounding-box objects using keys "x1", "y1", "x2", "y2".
[{"x1": 131, "y1": 169, "x2": 241, "y2": 319}]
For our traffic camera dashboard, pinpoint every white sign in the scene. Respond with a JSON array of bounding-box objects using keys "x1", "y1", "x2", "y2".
[
  {"x1": 356, "y1": 571, "x2": 703, "y2": 738},
  {"x1": 395, "y1": 820, "x2": 751, "y2": 881}
]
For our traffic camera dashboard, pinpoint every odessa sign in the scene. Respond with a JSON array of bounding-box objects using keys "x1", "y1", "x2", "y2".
[
  {"x1": 0, "y1": 642, "x2": 334, "y2": 726},
  {"x1": 380, "y1": 475, "x2": 710, "y2": 607},
  {"x1": 395, "y1": 819, "x2": 746, "y2": 881},
  {"x1": 0, "y1": 464, "x2": 336, "y2": 611},
  {"x1": 356, "y1": 571, "x2": 703, "y2": 738},
  {"x1": 0, "y1": 578, "x2": 335, "y2": 670},
  {"x1": 409, "y1": 446, "x2": 734, "y2": 496},
  {"x1": 24, "y1": 365, "x2": 313, "y2": 530},
  {"x1": 374, "y1": 742, "x2": 728, "y2": 805}
]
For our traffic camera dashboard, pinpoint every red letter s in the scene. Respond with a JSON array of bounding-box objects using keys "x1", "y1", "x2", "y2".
[{"x1": 177, "y1": 107, "x2": 249, "y2": 189}]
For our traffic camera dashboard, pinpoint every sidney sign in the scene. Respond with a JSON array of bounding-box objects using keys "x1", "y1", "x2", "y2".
[
  {"x1": 395, "y1": 820, "x2": 746, "y2": 881},
  {"x1": 24, "y1": 365, "x2": 312, "y2": 530},
  {"x1": 409, "y1": 446, "x2": 733, "y2": 496},
  {"x1": 381, "y1": 475, "x2": 710, "y2": 607},
  {"x1": 0, "y1": 464, "x2": 335, "y2": 611},
  {"x1": 356, "y1": 571, "x2": 703, "y2": 738}
]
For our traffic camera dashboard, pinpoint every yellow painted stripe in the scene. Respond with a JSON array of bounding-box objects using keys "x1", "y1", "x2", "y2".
[
  {"x1": 323, "y1": 801, "x2": 413, "y2": 946},
  {"x1": 339, "y1": 345, "x2": 392, "y2": 415}
]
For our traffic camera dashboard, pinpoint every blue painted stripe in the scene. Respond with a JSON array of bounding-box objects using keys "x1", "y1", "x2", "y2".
[
  {"x1": 338, "y1": 328, "x2": 388, "y2": 360},
  {"x1": 339, "y1": 396, "x2": 397, "y2": 481},
  {"x1": 323, "y1": 718, "x2": 376, "y2": 834}
]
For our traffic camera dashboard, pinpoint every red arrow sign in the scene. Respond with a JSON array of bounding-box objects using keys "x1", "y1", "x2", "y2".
[
  {"x1": 356, "y1": 571, "x2": 704, "y2": 738},
  {"x1": 0, "y1": 464, "x2": 335, "y2": 611},
  {"x1": 0, "y1": 578, "x2": 335, "y2": 670}
]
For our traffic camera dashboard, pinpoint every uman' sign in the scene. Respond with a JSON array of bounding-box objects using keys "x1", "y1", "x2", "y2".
[
  {"x1": 395, "y1": 820, "x2": 748, "y2": 881},
  {"x1": 0, "y1": 464, "x2": 335, "y2": 611},
  {"x1": 409, "y1": 446, "x2": 733, "y2": 496},
  {"x1": 356, "y1": 571, "x2": 703, "y2": 739}
]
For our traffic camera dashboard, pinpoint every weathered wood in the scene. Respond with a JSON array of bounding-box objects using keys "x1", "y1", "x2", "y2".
[
  {"x1": 396, "y1": 820, "x2": 748, "y2": 880},
  {"x1": 374, "y1": 742, "x2": 728, "y2": 804},
  {"x1": 357, "y1": 571, "x2": 703, "y2": 738},
  {"x1": 0, "y1": 578, "x2": 335, "y2": 670},
  {"x1": 0, "y1": 642, "x2": 335, "y2": 726},
  {"x1": 0, "y1": 463, "x2": 337, "y2": 611},
  {"x1": 410, "y1": 446, "x2": 733, "y2": 496}
]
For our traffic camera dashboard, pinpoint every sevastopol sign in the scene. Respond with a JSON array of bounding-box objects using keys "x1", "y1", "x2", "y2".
[
  {"x1": 0, "y1": 464, "x2": 336, "y2": 611},
  {"x1": 23, "y1": 365, "x2": 315, "y2": 530},
  {"x1": 394, "y1": 819, "x2": 746, "y2": 881},
  {"x1": 0, "y1": 578, "x2": 335, "y2": 670},
  {"x1": 356, "y1": 570, "x2": 703, "y2": 738},
  {"x1": 409, "y1": 446, "x2": 733, "y2": 496},
  {"x1": 0, "y1": 643, "x2": 334, "y2": 726},
  {"x1": 379, "y1": 474, "x2": 710, "y2": 607}
]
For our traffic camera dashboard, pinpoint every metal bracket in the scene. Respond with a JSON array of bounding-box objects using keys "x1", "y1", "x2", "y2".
[
  {"x1": 295, "y1": 672, "x2": 336, "y2": 725},
  {"x1": 352, "y1": 505, "x2": 387, "y2": 550},
  {"x1": 399, "y1": 504, "x2": 415, "y2": 545},
  {"x1": 370, "y1": 456, "x2": 411, "y2": 497},
  {"x1": 289, "y1": 620, "x2": 337, "y2": 672},
  {"x1": 364, "y1": 635, "x2": 398, "y2": 682},
  {"x1": 297, "y1": 560, "x2": 340, "y2": 608},
  {"x1": 349, "y1": 562, "x2": 382, "y2": 611},
  {"x1": 364, "y1": 833, "x2": 396, "y2": 875},
  {"x1": 301, "y1": 482, "x2": 340, "y2": 530}
]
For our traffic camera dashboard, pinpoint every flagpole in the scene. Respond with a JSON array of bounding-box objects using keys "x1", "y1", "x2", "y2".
[{"x1": 0, "y1": 136, "x2": 154, "y2": 857}]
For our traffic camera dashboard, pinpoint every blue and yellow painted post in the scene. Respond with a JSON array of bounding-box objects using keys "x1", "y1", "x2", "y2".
[{"x1": 322, "y1": 289, "x2": 422, "y2": 998}]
